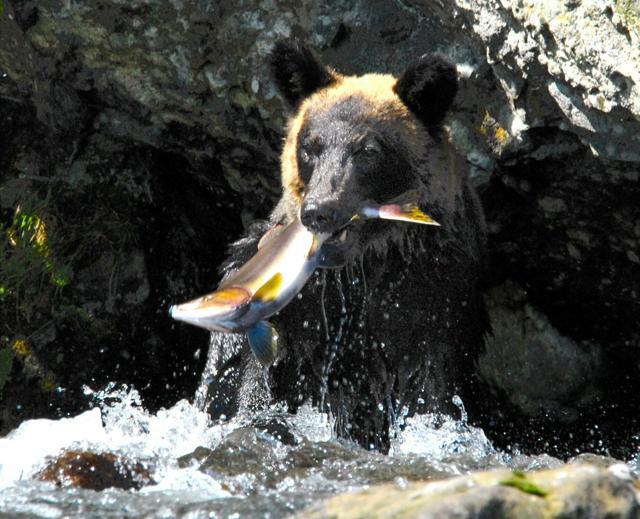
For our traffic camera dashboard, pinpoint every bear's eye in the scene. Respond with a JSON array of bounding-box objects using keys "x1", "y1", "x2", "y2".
[
  {"x1": 299, "y1": 138, "x2": 323, "y2": 168},
  {"x1": 355, "y1": 139, "x2": 383, "y2": 158},
  {"x1": 300, "y1": 147, "x2": 311, "y2": 164},
  {"x1": 298, "y1": 138, "x2": 321, "y2": 184}
]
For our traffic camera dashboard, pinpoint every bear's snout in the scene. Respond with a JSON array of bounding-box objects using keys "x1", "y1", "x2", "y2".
[{"x1": 301, "y1": 199, "x2": 345, "y2": 234}]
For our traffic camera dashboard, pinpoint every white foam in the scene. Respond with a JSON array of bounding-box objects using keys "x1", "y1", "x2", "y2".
[
  {"x1": 0, "y1": 408, "x2": 107, "y2": 487},
  {"x1": 390, "y1": 412, "x2": 495, "y2": 459},
  {"x1": 0, "y1": 385, "x2": 229, "y2": 497},
  {"x1": 289, "y1": 401, "x2": 333, "y2": 443}
]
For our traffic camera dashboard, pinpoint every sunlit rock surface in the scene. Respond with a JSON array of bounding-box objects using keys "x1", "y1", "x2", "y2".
[
  {"x1": 302, "y1": 463, "x2": 640, "y2": 519},
  {"x1": 0, "y1": 0, "x2": 638, "y2": 457}
]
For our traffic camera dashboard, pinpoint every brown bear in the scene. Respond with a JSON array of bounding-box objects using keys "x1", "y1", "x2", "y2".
[{"x1": 203, "y1": 40, "x2": 488, "y2": 451}]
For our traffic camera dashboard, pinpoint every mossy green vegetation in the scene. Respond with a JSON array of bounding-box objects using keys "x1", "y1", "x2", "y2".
[
  {"x1": 0, "y1": 175, "x2": 139, "y2": 397},
  {"x1": 1, "y1": 191, "x2": 72, "y2": 325},
  {"x1": 4, "y1": 209, "x2": 71, "y2": 288},
  {"x1": 615, "y1": 0, "x2": 640, "y2": 37},
  {"x1": 0, "y1": 346, "x2": 13, "y2": 393},
  {"x1": 0, "y1": 191, "x2": 70, "y2": 392},
  {"x1": 500, "y1": 470, "x2": 548, "y2": 497}
]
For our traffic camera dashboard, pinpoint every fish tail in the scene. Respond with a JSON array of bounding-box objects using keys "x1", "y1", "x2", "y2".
[{"x1": 377, "y1": 203, "x2": 440, "y2": 226}]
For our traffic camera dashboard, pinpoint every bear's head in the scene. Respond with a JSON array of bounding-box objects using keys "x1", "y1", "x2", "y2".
[{"x1": 270, "y1": 40, "x2": 459, "y2": 261}]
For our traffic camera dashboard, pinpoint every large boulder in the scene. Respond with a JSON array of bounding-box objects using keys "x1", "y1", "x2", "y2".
[{"x1": 302, "y1": 462, "x2": 640, "y2": 519}]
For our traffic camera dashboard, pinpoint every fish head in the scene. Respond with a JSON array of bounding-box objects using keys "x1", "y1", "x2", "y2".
[{"x1": 169, "y1": 286, "x2": 251, "y2": 333}]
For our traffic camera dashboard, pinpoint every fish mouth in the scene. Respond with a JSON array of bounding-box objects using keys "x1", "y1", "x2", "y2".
[
  {"x1": 169, "y1": 287, "x2": 251, "y2": 332},
  {"x1": 317, "y1": 220, "x2": 366, "y2": 267},
  {"x1": 326, "y1": 227, "x2": 356, "y2": 247},
  {"x1": 324, "y1": 220, "x2": 362, "y2": 251}
]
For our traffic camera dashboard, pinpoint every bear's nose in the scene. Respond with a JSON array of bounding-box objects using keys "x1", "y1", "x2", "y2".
[{"x1": 301, "y1": 200, "x2": 340, "y2": 234}]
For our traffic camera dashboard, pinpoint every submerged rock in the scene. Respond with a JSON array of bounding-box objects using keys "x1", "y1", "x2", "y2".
[
  {"x1": 35, "y1": 449, "x2": 154, "y2": 491},
  {"x1": 302, "y1": 463, "x2": 640, "y2": 519}
]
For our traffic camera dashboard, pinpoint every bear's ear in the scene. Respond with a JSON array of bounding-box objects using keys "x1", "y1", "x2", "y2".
[
  {"x1": 269, "y1": 39, "x2": 335, "y2": 109},
  {"x1": 394, "y1": 53, "x2": 458, "y2": 131}
]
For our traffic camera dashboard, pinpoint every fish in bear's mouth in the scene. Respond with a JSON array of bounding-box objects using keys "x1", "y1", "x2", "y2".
[
  {"x1": 170, "y1": 195, "x2": 439, "y2": 366},
  {"x1": 322, "y1": 224, "x2": 360, "y2": 255},
  {"x1": 306, "y1": 194, "x2": 436, "y2": 264}
]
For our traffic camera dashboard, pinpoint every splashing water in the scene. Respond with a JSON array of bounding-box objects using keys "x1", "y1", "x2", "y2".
[
  {"x1": 194, "y1": 332, "x2": 243, "y2": 412},
  {"x1": 389, "y1": 396, "x2": 494, "y2": 460},
  {"x1": 319, "y1": 271, "x2": 350, "y2": 412},
  {"x1": 0, "y1": 383, "x2": 625, "y2": 518}
]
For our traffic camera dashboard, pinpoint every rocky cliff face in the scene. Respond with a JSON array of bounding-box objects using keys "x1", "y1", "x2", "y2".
[{"x1": 0, "y1": 0, "x2": 638, "y2": 457}]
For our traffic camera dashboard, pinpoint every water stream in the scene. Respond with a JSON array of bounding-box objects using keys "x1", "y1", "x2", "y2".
[
  {"x1": 4, "y1": 375, "x2": 629, "y2": 518},
  {"x1": 2, "y1": 308, "x2": 640, "y2": 519}
]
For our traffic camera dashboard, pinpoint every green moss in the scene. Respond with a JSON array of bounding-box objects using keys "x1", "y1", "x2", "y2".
[
  {"x1": 615, "y1": 0, "x2": 640, "y2": 37},
  {"x1": 0, "y1": 167, "x2": 141, "y2": 400},
  {"x1": 0, "y1": 0, "x2": 4, "y2": 17},
  {"x1": 500, "y1": 471, "x2": 548, "y2": 497},
  {"x1": 2, "y1": 175, "x2": 138, "y2": 324},
  {"x1": 1, "y1": 200, "x2": 73, "y2": 317},
  {"x1": 0, "y1": 347, "x2": 13, "y2": 392}
]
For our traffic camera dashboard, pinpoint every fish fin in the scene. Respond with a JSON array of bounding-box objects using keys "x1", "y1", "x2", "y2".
[
  {"x1": 378, "y1": 203, "x2": 440, "y2": 226},
  {"x1": 253, "y1": 272, "x2": 284, "y2": 302},
  {"x1": 257, "y1": 224, "x2": 284, "y2": 250},
  {"x1": 388, "y1": 189, "x2": 422, "y2": 205},
  {"x1": 246, "y1": 321, "x2": 279, "y2": 367},
  {"x1": 317, "y1": 243, "x2": 347, "y2": 269}
]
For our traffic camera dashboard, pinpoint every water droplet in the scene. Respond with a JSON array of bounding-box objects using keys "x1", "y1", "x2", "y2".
[{"x1": 394, "y1": 476, "x2": 408, "y2": 489}]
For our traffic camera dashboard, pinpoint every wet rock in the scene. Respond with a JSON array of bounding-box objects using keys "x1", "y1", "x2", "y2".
[
  {"x1": 35, "y1": 449, "x2": 154, "y2": 491},
  {"x1": 453, "y1": 0, "x2": 640, "y2": 162},
  {"x1": 302, "y1": 463, "x2": 640, "y2": 518},
  {"x1": 181, "y1": 422, "x2": 559, "y2": 496},
  {"x1": 480, "y1": 282, "x2": 603, "y2": 423}
]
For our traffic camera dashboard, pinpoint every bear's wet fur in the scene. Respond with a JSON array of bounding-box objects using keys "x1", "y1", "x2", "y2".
[{"x1": 204, "y1": 40, "x2": 488, "y2": 451}]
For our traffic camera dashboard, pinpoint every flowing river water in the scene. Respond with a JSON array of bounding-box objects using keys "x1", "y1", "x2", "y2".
[{"x1": 1, "y1": 362, "x2": 639, "y2": 517}]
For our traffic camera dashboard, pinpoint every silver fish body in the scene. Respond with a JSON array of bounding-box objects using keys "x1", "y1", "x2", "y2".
[
  {"x1": 169, "y1": 197, "x2": 439, "y2": 366},
  {"x1": 170, "y1": 218, "x2": 325, "y2": 333}
]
